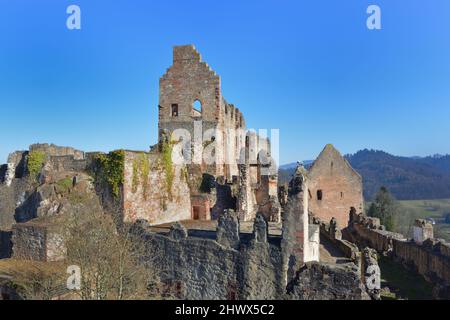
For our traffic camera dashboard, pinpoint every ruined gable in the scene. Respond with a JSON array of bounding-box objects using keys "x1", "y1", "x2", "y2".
[
  {"x1": 159, "y1": 45, "x2": 221, "y2": 125},
  {"x1": 308, "y1": 144, "x2": 363, "y2": 228}
]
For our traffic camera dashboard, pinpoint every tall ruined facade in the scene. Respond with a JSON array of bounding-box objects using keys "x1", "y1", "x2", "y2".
[
  {"x1": 158, "y1": 45, "x2": 244, "y2": 178},
  {"x1": 307, "y1": 144, "x2": 364, "y2": 228},
  {"x1": 157, "y1": 45, "x2": 280, "y2": 222}
]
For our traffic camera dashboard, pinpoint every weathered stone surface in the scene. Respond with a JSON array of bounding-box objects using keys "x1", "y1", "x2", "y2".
[
  {"x1": 308, "y1": 144, "x2": 364, "y2": 228},
  {"x1": 287, "y1": 262, "x2": 369, "y2": 300},
  {"x1": 216, "y1": 209, "x2": 240, "y2": 249},
  {"x1": 252, "y1": 213, "x2": 268, "y2": 244},
  {"x1": 12, "y1": 223, "x2": 50, "y2": 261},
  {"x1": 122, "y1": 151, "x2": 191, "y2": 225},
  {"x1": 282, "y1": 165, "x2": 310, "y2": 283},
  {"x1": 29, "y1": 143, "x2": 84, "y2": 160},
  {"x1": 169, "y1": 222, "x2": 188, "y2": 240},
  {"x1": 362, "y1": 247, "x2": 380, "y2": 300},
  {"x1": 0, "y1": 178, "x2": 32, "y2": 230},
  {"x1": 413, "y1": 219, "x2": 434, "y2": 244},
  {"x1": 136, "y1": 218, "x2": 367, "y2": 300}
]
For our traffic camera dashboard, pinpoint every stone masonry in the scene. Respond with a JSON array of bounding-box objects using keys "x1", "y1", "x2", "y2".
[{"x1": 308, "y1": 144, "x2": 364, "y2": 229}]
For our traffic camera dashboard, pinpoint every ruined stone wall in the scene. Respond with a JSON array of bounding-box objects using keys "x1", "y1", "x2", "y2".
[
  {"x1": 136, "y1": 209, "x2": 367, "y2": 300},
  {"x1": 0, "y1": 165, "x2": 7, "y2": 184},
  {"x1": 0, "y1": 178, "x2": 31, "y2": 230},
  {"x1": 137, "y1": 213, "x2": 283, "y2": 300},
  {"x1": 255, "y1": 174, "x2": 281, "y2": 222},
  {"x1": 191, "y1": 195, "x2": 211, "y2": 220},
  {"x1": 308, "y1": 144, "x2": 364, "y2": 229},
  {"x1": 11, "y1": 222, "x2": 65, "y2": 262},
  {"x1": 158, "y1": 45, "x2": 245, "y2": 178},
  {"x1": 29, "y1": 144, "x2": 84, "y2": 160},
  {"x1": 347, "y1": 212, "x2": 450, "y2": 298},
  {"x1": 320, "y1": 221, "x2": 360, "y2": 263},
  {"x1": 210, "y1": 181, "x2": 237, "y2": 220},
  {"x1": 44, "y1": 156, "x2": 88, "y2": 176},
  {"x1": 0, "y1": 146, "x2": 93, "y2": 244},
  {"x1": 236, "y1": 164, "x2": 257, "y2": 222},
  {"x1": 122, "y1": 151, "x2": 191, "y2": 225},
  {"x1": 282, "y1": 166, "x2": 310, "y2": 282},
  {"x1": 287, "y1": 262, "x2": 369, "y2": 300}
]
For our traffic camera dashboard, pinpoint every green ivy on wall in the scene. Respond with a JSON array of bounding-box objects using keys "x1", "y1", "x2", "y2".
[
  {"x1": 27, "y1": 150, "x2": 46, "y2": 182},
  {"x1": 140, "y1": 153, "x2": 150, "y2": 199},
  {"x1": 95, "y1": 150, "x2": 125, "y2": 198},
  {"x1": 161, "y1": 141, "x2": 174, "y2": 199},
  {"x1": 131, "y1": 153, "x2": 150, "y2": 199},
  {"x1": 132, "y1": 160, "x2": 139, "y2": 193}
]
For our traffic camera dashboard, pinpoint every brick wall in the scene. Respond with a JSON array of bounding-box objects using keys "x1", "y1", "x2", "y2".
[
  {"x1": 122, "y1": 151, "x2": 191, "y2": 225},
  {"x1": 308, "y1": 144, "x2": 364, "y2": 228}
]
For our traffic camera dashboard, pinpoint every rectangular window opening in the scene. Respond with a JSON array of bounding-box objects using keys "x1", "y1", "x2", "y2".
[
  {"x1": 317, "y1": 190, "x2": 323, "y2": 201},
  {"x1": 171, "y1": 104, "x2": 178, "y2": 117}
]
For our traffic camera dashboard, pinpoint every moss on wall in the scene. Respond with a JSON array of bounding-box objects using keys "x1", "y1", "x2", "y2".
[
  {"x1": 95, "y1": 150, "x2": 125, "y2": 198},
  {"x1": 140, "y1": 153, "x2": 150, "y2": 199},
  {"x1": 132, "y1": 160, "x2": 139, "y2": 194},
  {"x1": 161, "y1": 141, "x2": 174, "y2": 199},
  {"x1": 27, "y1": 151, "x2": 46, "y2": 181}
]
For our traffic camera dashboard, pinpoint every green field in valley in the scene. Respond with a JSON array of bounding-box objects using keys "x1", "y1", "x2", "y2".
[{"x1": 395, "y1": 199, "x2": 450, "y2": 240}]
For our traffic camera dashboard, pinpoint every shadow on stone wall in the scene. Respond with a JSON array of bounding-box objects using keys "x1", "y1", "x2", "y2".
[{"x1": 0, "y1": 230, "x2": 12, "y2": 259}]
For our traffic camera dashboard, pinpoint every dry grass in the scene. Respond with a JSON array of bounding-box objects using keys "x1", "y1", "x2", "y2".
[{"x1": 0, "y1": 259, "x2": 65, "y2": 277}]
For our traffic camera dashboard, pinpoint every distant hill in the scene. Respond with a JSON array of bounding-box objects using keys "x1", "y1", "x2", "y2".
[{"x1": 278, "y1": 150, "x2": 450, "y2": 201}]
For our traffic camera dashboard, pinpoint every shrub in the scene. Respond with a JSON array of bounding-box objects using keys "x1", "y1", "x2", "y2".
[{"x1": 27, "y1": 151, "x2": 46, "y2": 181}]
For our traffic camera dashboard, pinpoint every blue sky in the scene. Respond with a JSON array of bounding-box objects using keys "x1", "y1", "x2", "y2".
[{"x1": 0, "y1": 0, "x2": 449, "y2": 164}]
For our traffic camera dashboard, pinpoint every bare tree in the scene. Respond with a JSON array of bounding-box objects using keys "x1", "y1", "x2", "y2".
[
  {"x1": 63, "y1": 209, "x2": 157, "y2": 300},
  {"x1": 7, "y1": 262, "x2": 66, "y2": 300}
]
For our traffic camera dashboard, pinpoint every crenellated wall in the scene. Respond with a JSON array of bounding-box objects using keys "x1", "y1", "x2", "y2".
[{"x1": 346, "y1": 210, "x2": 450, "y2": 299}]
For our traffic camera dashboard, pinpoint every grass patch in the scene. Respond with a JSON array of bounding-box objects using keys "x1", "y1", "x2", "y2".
[
  {"x1": 55, "y1": 177, "x2": 73, "y2": 194},
  {"x1": 396, "y1": 199, "x2": 450, "y2": 240},
  {"x1": 378, "y1": 255, "x2": 434, "y2": 300}
]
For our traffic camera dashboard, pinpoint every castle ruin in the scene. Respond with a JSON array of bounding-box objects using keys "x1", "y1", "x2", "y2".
[{"x1": 1, "y1": 45, "x2": 449, "y2": 300}]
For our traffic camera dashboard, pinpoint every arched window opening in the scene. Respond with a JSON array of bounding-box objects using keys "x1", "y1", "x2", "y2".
[{"x1": 193, "y1": 100, "x2": 202, "y2": 116}]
